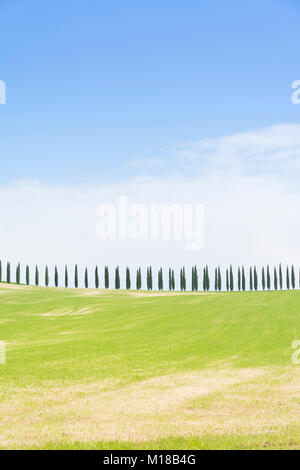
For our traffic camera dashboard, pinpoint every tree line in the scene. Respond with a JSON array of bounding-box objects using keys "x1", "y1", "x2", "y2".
[{"x1": 0, "y1": 261, "x2": 299, "y2": 291}]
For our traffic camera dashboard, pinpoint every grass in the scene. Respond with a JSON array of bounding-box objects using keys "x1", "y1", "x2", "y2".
[{"x1": 0, "y1": 284, "x2": 300, "y2": 449}]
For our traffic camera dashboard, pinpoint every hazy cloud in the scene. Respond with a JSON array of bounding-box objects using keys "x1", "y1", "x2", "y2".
[
  {"x1": 1, "y1": 123, "x2": 300, "y2": 287},
  {"x1": 177, "y1": 123, "x2": 300, "y2": 176}
]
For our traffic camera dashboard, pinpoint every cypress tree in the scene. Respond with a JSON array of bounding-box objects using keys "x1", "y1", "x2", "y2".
[
  {"x1": 274, "y1": 266, "x2": 278, "y2": 290},
  {"x1": 214, "y1": 267, "x2": 218, "y2": 291},
  {"x1": 26, "y1": 265, "x2": 30, "y2": 285},
  {"x1": 169, "y1": 268, "x2": 172, "y2": 291},
  {"x1": 0, "y1": 260, "x2": 2, "y2": 282},
  {"x1": 249, "y1": 267, "x2": 253, "y2": 291},
  {"x1": 218, "y1": 266, "x2": 222, "y2": 291},
  {"x1": 84, "y1": 267, "x2": 89, "y2": 288},
  {"x1": 16, "y1": 263, "x2": 21, "y2": 284},
  {"x1": 65, "y1": 266, "x2": 68, "y2": 288},
  {"x1": 194, "y1": 266, "x2": 198, "y2": 291},
  {"x1": 104, "y1": 266, "x2": 109, "y2": 289},
  {"x1": 6, "y1": 262, "x2": 10, "y2": 283},
  {"x1": 74, "y1": 265, "x2": 78, "y2": 288},
  {"x1": 136, "y1": 269, "x2": 139, "y2": 290},
  {"x1": 262, "y1": 267, "x2": 265, "y2": 290},
  {"x1": 95, "y1": 266, "x2": 99, "y2": 288},
  {"x1": 190, "y1": 266, "x2": 195, "y2": 291},
  {"x1": 226, "y1": 269, "x2": 229, "y2": 291},
  {"x1": 35, "y1": 265, "x2": 39, "y2": 286},
  {"x1": 158, "y1": 268, "x2": 163, "y2": 291},
  {"x1": 115, "y1": 266, "x2": 120, "y2": 289},
  {"x1": 286, "y1": 266, "x2": 290, "y2": 290},
  {"x1": 54, "y1": 266, "x2": 58, "y2": 287},
  {"x1": 45, "y1": 266, "x2": 49, "y2": 287},
  {"x1": 191, "y1": 267, "x2": 195, "y2": 291},
  {"x1": 171, "y1": 269, "x2": 175, "y2": 291},
  {"x1": 238, "y1": 267, "x2": 241, "y2": 291},
  {"x1": 291, "y1": 265, "x2": 295, "y2": 289},
  {"x1": 126, "y1": 267, "x2": 131, "y2": 289},
  {"x1": 254, "y1": 266, "x2": 258, "y2": 291},
  {"x1": 180, "y1": 267, "x2": 186, "y2": 291},
  {"x1": 205, "y1": 266, "x2": 209, "y2": 291},
  {"x1": 279, "y1": 263, "x2": 283, "y2": 290},
  {"x1": 242, "y1": 267, "x2": 246, "y2": 291},
  {"x1": 229, "y1": 265, "x2": 234, "y2": 291},
  {"x1": 267, "y1": 265, "x2": 270, "y2": 290},
  {"x1": 147, "y1": 266, "x2": 152, "y2": 290},
  {"x1": 203, "y1": 267, "x2": 206, "y2": 291}
]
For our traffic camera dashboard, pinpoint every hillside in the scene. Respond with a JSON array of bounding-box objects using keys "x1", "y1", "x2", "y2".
[{"x1": 0, "y1": 284, "x2": 299, "y2": 449}]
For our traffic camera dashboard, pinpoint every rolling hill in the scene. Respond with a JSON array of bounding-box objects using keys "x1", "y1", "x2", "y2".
[{"x1": 0, "y1": 283, "x2": 299, "y2": 449}]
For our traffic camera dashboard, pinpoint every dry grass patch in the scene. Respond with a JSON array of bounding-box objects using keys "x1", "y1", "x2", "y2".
[
  {"x1": 0, "y1": 283, "x2": 35, "y2": 291},
  {"x1": 39, "y1": 307, "x2": 95, "y2": 318},
  {"x1": 74, "y1": 289, "x2": 212, "y2": 298},
  {"x1": 1, "y1": 366, "x2": 299, "y2": 449},
  {"x1": 40, "y1": 308, "x2": 74, "y2": 318}
]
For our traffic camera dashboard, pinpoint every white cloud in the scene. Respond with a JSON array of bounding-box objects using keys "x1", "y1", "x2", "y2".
[
  {"x1": 177, "y1": 123, "x2": 300, "y2": 176},
  {"x1": 0, "y1": 123, "x2": 300, "y2": 288}
]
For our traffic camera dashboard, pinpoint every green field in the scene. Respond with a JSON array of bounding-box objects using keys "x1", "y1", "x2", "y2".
[{"x1": 0, "y1": 283, "x2": 300, "y2": 449}]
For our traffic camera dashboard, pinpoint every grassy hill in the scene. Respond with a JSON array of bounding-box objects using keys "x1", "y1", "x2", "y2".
[{"x1": 0, "y1": 284, "x2": 299, "y2": 449}]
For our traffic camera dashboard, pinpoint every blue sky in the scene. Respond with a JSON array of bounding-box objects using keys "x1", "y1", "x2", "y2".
[
  {"x1": 1, "y1": 0, "x2": 299, "y2": 184},
  {"x1": 1, "y1": 0, "x2": 300, "y2": 275}
]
